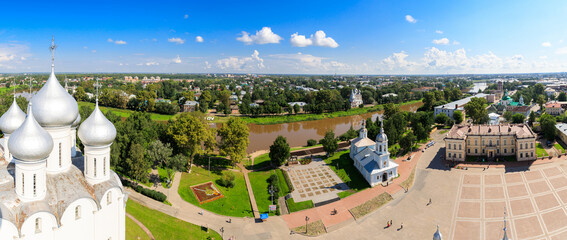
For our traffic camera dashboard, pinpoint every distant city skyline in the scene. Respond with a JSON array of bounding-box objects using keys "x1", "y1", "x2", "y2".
[{"x1": 1, "y1": 0, "x2": 567, "y2": 74}]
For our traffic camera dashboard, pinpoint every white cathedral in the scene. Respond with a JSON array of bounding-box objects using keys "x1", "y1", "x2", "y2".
[
  {"x1": 0, "y1": 41, "x2": 125, "y2": 240},
  {"x1": 350, "y1": 120, "x2": 398, "y2": 187}
]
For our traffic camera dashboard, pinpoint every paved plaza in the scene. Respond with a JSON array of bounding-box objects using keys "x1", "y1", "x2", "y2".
[
  {"x1": 287, "y1": 159, "x2": 349, "y2": 205},
  {"x1": 450, "y1": 165, "x2": 567, "y2": 240}
]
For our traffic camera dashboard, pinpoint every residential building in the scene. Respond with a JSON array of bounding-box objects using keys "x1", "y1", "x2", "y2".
[
  {"x1": 183, "y1": 101, "x2": 199, "y2": 112},
  {"x1": 434, "y1": 93, "x2": 488, "y2": 118},
  {"x1": 556, "y1": 123, "x2": 567, "y2": 145},
  {"x1": 545, "y1": 101, "x2": 564, "y2": 116},
  {"x1": 444, "y1": 124, "x2": 537, "y2": 162}
]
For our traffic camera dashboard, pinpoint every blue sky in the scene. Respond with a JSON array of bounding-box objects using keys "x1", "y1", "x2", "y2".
[{"x1": 1, "y1": 0, "x2": 567, "y2": 74}]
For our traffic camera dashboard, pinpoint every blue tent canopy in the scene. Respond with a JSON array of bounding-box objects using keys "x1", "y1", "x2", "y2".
[{"x1": 260, "y1": 213, "x2": 268, "y2": 220}]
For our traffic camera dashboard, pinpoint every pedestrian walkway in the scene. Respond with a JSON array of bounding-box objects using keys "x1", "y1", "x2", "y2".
[
  {"x1": 126, "y1": 213, "x2": 156, "y2": 240},
  {"x1": 237, "y1": 162, "x2": 261, "y2": 219}
]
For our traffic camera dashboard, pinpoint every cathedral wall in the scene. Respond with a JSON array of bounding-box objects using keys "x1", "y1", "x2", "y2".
[
  {"x1": 20, "y1": 212, "x2": 57, "y2": 240},
  {"x1": 0, "y1": 218, "x2": 18, "y2": 239},
  {"x1": 45, "y1": 127, "x2": 72, "y2": 173},
  {"x1": 56, "y1": 198, "x2": 97, "y2": 240},
  {"x1": 94, "y1": 188, "x2": 125, "y2": 240}
]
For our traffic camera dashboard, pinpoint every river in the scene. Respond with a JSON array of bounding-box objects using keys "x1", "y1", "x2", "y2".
[{"x1": 230, "y1": 101, "x2": 423, "y2": 153}]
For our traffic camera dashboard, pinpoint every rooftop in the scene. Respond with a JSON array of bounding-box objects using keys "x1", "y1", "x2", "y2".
[
  {"x1": 446, "y1": 124, "x2": 536, "y2": 139},
  {"x1": 435, "y1": 93, "x2": 488, "y2": 110}
]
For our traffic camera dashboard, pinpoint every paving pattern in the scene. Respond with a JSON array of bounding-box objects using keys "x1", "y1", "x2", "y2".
[
  {"x1": 287, "y1": 159, "x2": 348, "y2": 204},
  {"x1": 450, "y1": 165, "x2": 567, "y2": 240}
]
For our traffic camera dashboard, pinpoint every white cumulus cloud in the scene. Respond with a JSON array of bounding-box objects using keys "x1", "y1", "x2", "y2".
[
  {"x1": 290, "y1": 30, "x2": 339, "y2": 48},
  {"x1": 542, "y1": 42, "x2": 552, "y2": 47},
  {"x1": 269, "y1": 52, "x2": 350, "y2": 73},
  {"x1": 184, "y1": 14, "x2": 189, "y2": 19},
  {"x1": 432, "y1": 38, "x2": 450, "y2": 45},
  {"x1": 216, "y1": 50, "x2": 265, "y2": 70},
  {"x1": 435, "y1": 30, "x2": 443, "y2": 34},
  {"x1": 173, "y1": 55, "x2": 182, "y2": 64},
  {"x1": 195, "y1": 36, "x2": 204, "y2": 42},
  {"x1": 556, "y1": 47, "x2": 567, "y2": 55},
  {"x1": 236, "y1": 27, "x2": 282, "y2": 45},
  {"x1": 168, "y1": 38, "x2": 186, "y2": 44},
  {"x1": 405, "y1": 15, "x2": 417, "y2": 23}
]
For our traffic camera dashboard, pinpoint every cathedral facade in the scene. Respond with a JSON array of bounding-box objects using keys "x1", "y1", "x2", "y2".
[{"x1": 0, "y1": 44, "x2": 125, "y2": 240}]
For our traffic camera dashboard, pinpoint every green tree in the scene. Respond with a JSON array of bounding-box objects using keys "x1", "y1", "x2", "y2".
[
  {"x1": 540, "y1": 113, "x2": 557, "y2": 140},
  {"x1": 422, "y1": 92, "x2": 436, "y2": 111},
  {"x1": 293, "y1": 104, "x2": 301, "y2": 115},
  {"x1": 435, "y1": 113, "x2": 450, "y2": 125},
  {"x1": 503, "y1": 111, "x2": 513, "y2": 121},
  {"x1": 529, "y1": 111, "x2": 536, "y2": 126},
  {"x1": 533, "y1": 83, "x2": 545, "y2": 95},
  {"x1": 383, "y1": 103, "x2": 400, "y2": 119},
  {"x1": 537, "y1": 95, "x2": 546, "y2": 112},
  {"x1": 559, "y1": 92, "x2": 567, "y2": 102},
  {"x1": 125, "y1": 143, "x2": 150, "y2": 183},
  {"x1": 453, "y1": 110, "x2": 463, "y2": 124},
  {"x1": 400, "y1": 132, "x2": 416, "y2": 152},
  {"x1": 511, "y1": 113, "x2": 525, "y2": 124},
  {"x1": 269, "y1": 136, "x2": 290, "y2": 167},
  {"x1": 217, "y1": 118, "x2": 250, "y2": 167},
  {"x1": 166, "y1": 113, "x2": 212, "y2": 171},
  {"x1": 146, "y1": 140, "x2": 183, "y2": 187},
  {"x1": 74, "y1": 86, "x2": 88, "y2": 101},
  {"x1": 464, "y1": 97, "x2": 488, "y2": 124},
  {"x1": 321, "y1": 130, "x2": 338, "y2": 156}
]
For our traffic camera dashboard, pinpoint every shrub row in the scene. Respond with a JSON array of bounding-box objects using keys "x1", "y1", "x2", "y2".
[
  {"x1": 279, "y1": 169, "x2": 294, "y2": 193},
  {"x1": 122, "y1": 179, "x2": 167, "y2": 202}
]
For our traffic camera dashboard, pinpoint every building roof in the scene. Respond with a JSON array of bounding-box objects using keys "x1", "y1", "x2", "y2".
[
  {"x1": 352, "y1": 137, "x2": 375, "y2": 147},
  {"x1": 446, "y1": 124, "x2": 536, "y2": 139},
  {"x1": 546, "y1": 101, "x2": 562, "y2": 109},
  {"x1": 434, "y1": 93, "x2": 488, "y2": 110},
  {"x1": 556, "y1": 123, "x2": 567, "y2": 137},
  {"x1": 364, "y1": 161, "x2": 379, "y2": 173}
]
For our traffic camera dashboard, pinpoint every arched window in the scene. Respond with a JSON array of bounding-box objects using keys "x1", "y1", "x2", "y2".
[
  {"x1": 35, "y1": 218, "x2": 42, "y2": 233},
  {"x1": 531, "y1": 143, "x2": 534, "y2": 148},
  {"x1": 21, "y1": 173, "x2": 24, "y2": 195},
  {"x1": 94, "y1": 158, "x2": 97, "y2": 177},
  {"x1": 107, "y1": 191, "x2": 112, "y2": 205},
  {"x1": 33, "y1": 174, "x2": 36, "y2": 197},
  {"x1": 75, "y1": 205, "x2": 81, "y2": 220},
  {"x1": 459, "y1": 144, "x2": 461, "y2": 150},
  {"x1": 525, "y1": 143, "x2": 528, "y2": 149},
  {"x1": 379, "y1": 145, "x2": 382, "y2": 152},
  {"x1": 59, "y1": 142, "x2": 62, "y2": 167},
  {"x1": 453, "y1": 144, "x2": 456, "y2": 150},
  {"x1": 104, "y1": 157, "x2": 107, "y2": 176}
]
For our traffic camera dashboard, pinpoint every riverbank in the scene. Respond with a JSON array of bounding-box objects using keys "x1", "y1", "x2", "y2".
[
  {"x1": 216, "y1": 99, "x2": 422, "y2": 126},
  {"x1": 78, "y1": 101, "x2": 179, "y2": 121}
]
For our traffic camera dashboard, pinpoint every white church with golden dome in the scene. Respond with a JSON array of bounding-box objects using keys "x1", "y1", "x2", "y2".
[{"x1": 0, "y1": 40, "x2": 125, "y2": 240}]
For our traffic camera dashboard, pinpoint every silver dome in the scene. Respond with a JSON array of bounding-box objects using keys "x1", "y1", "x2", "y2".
[
  {"x1": 0, "y1": 98, "x2": 26, "y2": 134},
  {"x1": 71, "y1": 114, "x2": 81, "y2": 128},
  {"x1": 78, "y1": 102, "x2": 116, "y2": 146},
  {"x1": 30, "y1": 67, "x2": 79, "y2": 127},
  {"x1": 8, "y1": 103, "x2": 54, "y2": 161},
  {"x1": 376, "y1": 127, "x2": 388, "y2": 142},
  {"x1": 433, "y1": 225, "x2": 442, "y2": 240}
]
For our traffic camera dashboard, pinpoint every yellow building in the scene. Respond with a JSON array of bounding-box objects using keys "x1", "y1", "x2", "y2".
[{"x1": 445, "y1": 124, "x2": 537, "y2": 161}]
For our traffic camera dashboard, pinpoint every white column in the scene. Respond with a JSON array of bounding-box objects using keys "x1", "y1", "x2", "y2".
[
  {"x1": 84, "y1": 144, "x2": 111, "y2": 185},
  {"x1": 3, "y1": 133, "x2": 12, "y2": 163},
  {"x1": 15, "y1": 159, "x2": 47, "y2": 202},
  {"x1": 70, "y1": 127, "x2": 77, "y2": 157},
  {"x1": 44, "y1": 126, "x2": 72, "y2": 173}
]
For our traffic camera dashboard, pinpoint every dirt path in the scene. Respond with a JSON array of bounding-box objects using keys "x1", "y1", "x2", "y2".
[
  {"x1": 126, "y1": 212, "x2": 156, "y2": 240},
  {"x1": 237, "y1": 162, "x2": 261, "y2": 219}
]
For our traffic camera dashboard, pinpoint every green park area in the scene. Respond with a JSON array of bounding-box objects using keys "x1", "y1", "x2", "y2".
[
  {"x1": 536, "y1": 143, "x2": 548, "y2": 157},
  {"x1": 78, "y1": 101, "x2": 179, "y2": 121},
  {"x1": 126, "y1": 200, "x2": 221, "y2": 240},
  {"x1": 248, "y1": 169, "x2": 290, "y2": 216},
  {"x1": 324, "y1": 150, "x2": 370, "y2": 198},
  {"x1": 555, "y1": 143, "x2": 566, "y2": 154},
  {"x1": 286, "y1": 198, "x2": 314, "y2": 213},
  {"x1": 178, "y1": 166, "x2": 253, "y2": 217}
]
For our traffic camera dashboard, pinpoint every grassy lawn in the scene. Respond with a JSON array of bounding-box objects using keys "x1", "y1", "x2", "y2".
[
  {"x1": 439, "y1": 130, "x2": 449, "y2": 134},
  {"x1": 324, "y1": 150, "x2": 369, "y2": 198},
  {"x1": 157, "y1": 167, "x2": 174, "y2": 188},
  {"x1": 126, "y1": 200, "x2": 221, "y2": 240},
  {"x1": 286, "y1": 198, "x2": 314, "y2": 213},
  {"x1": 350, "y1": 192, "x2": 393, "y2": 219},
  {"x1": 555, "y1": 143, "x2": 566, "y2": 154},
  {"x1": 275, "y1": 169, "x2": 290, "y2": 195},
  {"x1": 400, "y1": 166, "x2": 416, "y2": 192},
  {"x1": 249, "y1": 170, "x2": 278, "y2": 216},
  {"x1": 248, "y1": 152, "x2": 272, "y2": 170},
  {"x1": 291, "y1": 220, "x2": 326, "y2": 236},
  {"x1": 178, "y1": 166, "x2": 253, "y2": 217},
  {"x1": 536, "y1": 143, "x2": 548, "y2": 157},
  {"x1": 78, "y1": 101, "x2": 179, "y2": 121},
  {"x1": 126, "y1": 216, "x2": 151, "y2": 240}
]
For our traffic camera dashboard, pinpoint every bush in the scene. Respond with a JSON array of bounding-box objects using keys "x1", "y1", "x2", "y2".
[
  {"x1": 279, "y1": 169, "x2": 294, "y2": 193},
  {"x1": 267, "y1": 174, "x2": 280, "y2": 196},
  {"x1": 218, "y1": 171, "x2": 236, "y2": 188},
  {"x1": 307, "y1": 139, "x2": 317, "y2": 146},
  {"x1": 299, "y1": 158, "x2": 312, "y2": 165},
  {"x1": 122, "y1": 179, "x2": 167, "y2": 202}
]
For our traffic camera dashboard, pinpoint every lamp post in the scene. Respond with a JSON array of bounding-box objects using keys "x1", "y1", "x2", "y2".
[
  {"x1": 269, "y1": 185, "x2": 275, "y2": 205},
  {"x1": 305, "y1": 216, "x2": 310, "y2": 234}
]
